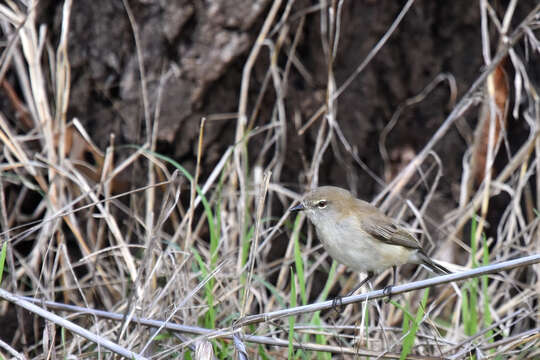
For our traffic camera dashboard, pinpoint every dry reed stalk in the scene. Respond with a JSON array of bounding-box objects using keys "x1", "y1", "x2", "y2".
[{"x1": 0, "y1": 0, "x2": 539, "y2": 358}]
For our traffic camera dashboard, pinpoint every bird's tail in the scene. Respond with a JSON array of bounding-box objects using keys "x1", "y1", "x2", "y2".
[{"x1": 417, "y1": 251, "x2": 451, "y2": 275}]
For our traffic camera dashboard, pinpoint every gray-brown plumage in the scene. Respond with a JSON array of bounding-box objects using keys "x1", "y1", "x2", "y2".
[{"x1": 290, "y1": 186, "x2": 450, "y2": 293}]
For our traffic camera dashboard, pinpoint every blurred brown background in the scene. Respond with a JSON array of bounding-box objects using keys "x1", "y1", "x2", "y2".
[{"x1": 13, "y1": 0, "x2": 532, "y2": 199}]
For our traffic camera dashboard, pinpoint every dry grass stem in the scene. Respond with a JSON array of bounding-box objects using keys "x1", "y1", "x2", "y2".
[{"x1": 1, "y1": 1, "x2": 539, "y2": 358}]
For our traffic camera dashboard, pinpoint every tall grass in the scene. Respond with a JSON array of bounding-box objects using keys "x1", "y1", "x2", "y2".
[{"x1": 0, "y1": 1, "x2": 539, "y2": 359}]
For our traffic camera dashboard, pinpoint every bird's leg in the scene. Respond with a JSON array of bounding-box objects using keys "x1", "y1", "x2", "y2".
[
  {"x1": 331, "y1": 271, "x2": 375, "y2": 312},
  {"x1": 331, "y1": 295, "x2": 344, "y2": 312},
  {"x1": 347, "y1": 271, "x2": 375, "y2": 297},
  {"x1": 383, "y1": 266, "x2": 397, "y2": 301}
]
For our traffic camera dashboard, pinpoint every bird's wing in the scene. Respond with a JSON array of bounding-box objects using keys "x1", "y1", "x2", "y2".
[{"x1": 361, "y1": 215, "x2": 421, "y2": 250}]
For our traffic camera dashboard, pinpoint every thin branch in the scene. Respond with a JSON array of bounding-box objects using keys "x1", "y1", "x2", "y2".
[
  {"x1": 0, "y1": 288, "x2": 147, "y2": 360},
  {"x1": 236, "y1": 253, "x2": 540, "y2": 327},
  {"x1": 22, "y1": 255, "x2": 538, "y2": 336},
  {"x1": 17, "y1": 294, "x2": 429, "y2": 359}
]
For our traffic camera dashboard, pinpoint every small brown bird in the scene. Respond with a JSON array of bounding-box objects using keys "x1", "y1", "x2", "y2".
[{"x1": 290, "y1": 186, "x2": 450, "y2": 295}]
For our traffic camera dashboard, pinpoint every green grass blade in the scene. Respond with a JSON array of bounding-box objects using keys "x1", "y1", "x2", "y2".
[
  {"x1": 0, "y1": 241, "x2": 6, "y2": 284},
  {"x1": 191, "y1": 248, "x2": 215, "y2": 329},
  {"x1": 135, "y1": 148, "x2": 219, "y2": 245},
  {"x1": 482, "y1": 235, "x2": 493, "y2": 343},
  {"x1": 468, "y1": 216, "x2": 479, "y2": 336},
  {"x1": 308, "y1": 261, "x2": 336, "y2": 360},
  {"x1": 318, "y1": 261, "x2": 337, "y2": 302},
  {"x1": 397, "y1": 300, "x2": 411, "y2": 337},
  {"x1": 289, "y1": 270, "x2": 297, "y2": 359},
  {"x1": 461, "y1": 285, "x2": 471, "y2": 336},
  {"x1": 292, "y1": 215, "x2": 307, "y2": 305},
  {"x1": 311, "y1": 311, "x2": 331, "y2": 360},
  {"x1": 258, "y1": 344, "x2": 271, "y2": 360},
  {"x1": 401, "y1": 288, "x2": 429, "y2": 360}
]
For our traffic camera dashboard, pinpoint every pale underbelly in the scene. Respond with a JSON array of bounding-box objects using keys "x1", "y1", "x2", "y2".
[{"x1": 317, "y1": 226, "x2": 414, "y2": 273}]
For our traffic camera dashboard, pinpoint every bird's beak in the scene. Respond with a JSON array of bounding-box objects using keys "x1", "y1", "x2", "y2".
[{"x1": 289, "y1": 203, "x2": 305, "y2": 212}]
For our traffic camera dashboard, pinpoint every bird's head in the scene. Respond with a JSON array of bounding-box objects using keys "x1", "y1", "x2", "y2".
[{"x1": 289, "y1": 186, "x2": 355, "y2": 223}]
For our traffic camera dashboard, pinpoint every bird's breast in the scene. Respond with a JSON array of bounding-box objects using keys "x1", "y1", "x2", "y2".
[{"x1": 313, "y1": 216, "x2": 412, "y2": 273}]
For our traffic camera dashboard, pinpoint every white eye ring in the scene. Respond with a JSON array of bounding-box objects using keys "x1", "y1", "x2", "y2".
[{"x1": 317, "y1": 200, "x2": 328, "y2": 209}]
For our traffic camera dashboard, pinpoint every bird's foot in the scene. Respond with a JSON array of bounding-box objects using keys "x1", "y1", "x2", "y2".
[
  {"x1": 331, "y1": 295, "x2": 345, "y2": 313},
  {"x1": 383, "y1": 285, "x2": 393, "y2": 303}
]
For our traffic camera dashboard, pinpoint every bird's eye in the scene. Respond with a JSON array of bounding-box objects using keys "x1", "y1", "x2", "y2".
[{"x1": 317, "y1": 200, "x2": 328, "y2": 209}]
